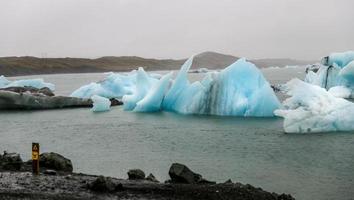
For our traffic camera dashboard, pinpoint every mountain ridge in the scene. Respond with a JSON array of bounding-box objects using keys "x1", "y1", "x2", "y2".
[{"x1": 0, "y1": 52, "x2": 317, "y2": 76}]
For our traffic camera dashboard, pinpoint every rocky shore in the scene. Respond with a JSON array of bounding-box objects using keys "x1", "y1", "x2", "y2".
[{"x1": 0, "y1": 151, "x2": 295, "y2": 200}]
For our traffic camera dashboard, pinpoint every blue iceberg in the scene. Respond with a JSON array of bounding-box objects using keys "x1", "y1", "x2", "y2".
[
  {"x1": 305, "y1": 51, "x2": 354, "y2": 98},
  {"x1": 124, "y1": 57, "x2": 281, "y2": 117}
]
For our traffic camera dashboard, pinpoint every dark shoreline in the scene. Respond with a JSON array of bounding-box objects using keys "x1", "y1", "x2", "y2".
[{"x1": 0, "y1": 151, "x2": 295, "y2": 200}]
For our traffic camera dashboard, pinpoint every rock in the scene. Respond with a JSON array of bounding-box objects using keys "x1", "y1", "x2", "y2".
[
  {"x1": 224, "y1": 179, "x2": 233, "y2": 184},
  {"x1": 44, "y1": 169, "x2": 57, "y2": 175},
  {"x1": 0, "y1": 86, "x2": 54, "y2": 96},
  {"x1": 88, "y1": 176, "x2": 116, "y2": 192},
  {"x1": 277, "y1": 193, "x2": 296, "y2": 200},
  {"x1": 0, "y1": 151, "x2": 23, "y2": 171},
  {"x1": 198, "y1": 178, "x2": 216, "y2": 184},
  {"x1": 39, "y1": 152, "x2": 73, "y2": 172},
  {"x1": 168, "y1": 163, "x2": 203, "y2": 184},
  {"x1": 0, "y1": 90, "x2": 93, "y2": 110},
  {"x1": 127, "y1": 169, "x2": 145, "y2": 180},
  {"x1": 145, "y1": 173, "x2": 159, "y2": 182},
  {"x1": 110, "y1": 98, "x2": 123, "y2": 106}
]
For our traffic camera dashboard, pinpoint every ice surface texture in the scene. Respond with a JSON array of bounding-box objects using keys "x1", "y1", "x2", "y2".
[
  {"x1": 91, "y1": 95, "x2": 111, "y2": 112},
  {"x1": 124, "y1": 57, "x2": 281, "y2": 116},
  {"x1": 0, "y1": 75, "x2": 55, "y2": 91},
  {"x1": 274, "y1": 79, "x2": 354, "y2": 133},
  {"x1": 71, "y1": 71, "x2": 158, "y2": 99},
  {"x1": 322, "y1": 51, "x2": 354, "y2": 68},
  {"x1": 305, "y1": 51, "x2": 354, "y2": 97}
]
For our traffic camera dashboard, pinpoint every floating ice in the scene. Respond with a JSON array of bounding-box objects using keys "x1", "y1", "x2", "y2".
[
  {"x1": 328, "y1": 86, "x2": 352, "y2": 98},
  {"x1": 0, "y1": 76, "x2": 10, "y2": 88},
  {"x1": 274, "y1": 79, "x2": 354, "y2": 133},
  {"x1": 305, "y1": 51, "x2": 354, "y2": 97},
  {"x1": 322, "y1": 51, "x2": 354, "y2": 68},
  {"x1": 91, "y1": 95, "x2": 111, "y2": 112},
  {"x1": 339, "y1": 60, "x2": 354, "y2": 84},
  {"x1": 71, "y1": 71, "x2": 158, "y2": 99},
  {"x1": 0, "y1": 76, "x2": 55, "y2": 91},
  {"x1": 133, "y1": 72, "x2": 173, "y2": 112},
  {"x1": 122, "y1": 68, "x2": 157, "y2": 110},
  {"x1": 125, "y1": 57, "x2": 281, "y2": 117}
]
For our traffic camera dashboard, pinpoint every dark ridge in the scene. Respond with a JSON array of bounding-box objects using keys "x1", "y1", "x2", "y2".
[{"x1": 0, "y1": 52, "x2": 316, "y2": 76}]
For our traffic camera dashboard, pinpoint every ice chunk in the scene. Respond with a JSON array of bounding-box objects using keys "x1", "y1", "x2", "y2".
[
  {"x1": 322, "y1": 51, "x2": 354, "y2": 68},
  {"x1": 125, "y1": 57, "x2": 281, "y2": 117},
  {"x1": 339, "y1": 60, "x2": 354, "y2": 84},
  {"x1": 122, "y1": 67, "x2": 155, "y2": 110},
  {"x1": 166, "y1": 58, "x2": 280, "y2": 116},
  {"x1": 0, "y1": 76, "x2": 55, "y2": 91},
  {"x1": 274, "y1": 79, "x2": 354, "y2": 133},
  {"x1": 133, "y1": 72, "x2": 173, "y2": 112},
  {"x1": 162, "y1": 56, "x2": 194, "y2": 111},
  {"x1": 71, "y1": 70, "x2": 158, "y2": 99},
  {"x1": 305, "y1": 52, "x2": 354, "y2": 96},
  {"x1": 328, "y1": 86, "x2": 352, "y2": 98},
  {"x1": 0, "y1": 76, "x2": 10, "y2": 88},
  {"x1": 91, "y1": 95, "x2": 111, "y2": 112}
]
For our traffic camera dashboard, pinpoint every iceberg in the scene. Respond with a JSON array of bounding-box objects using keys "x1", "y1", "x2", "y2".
[
  {"x1": 274, "y1": 79, "x2": 354, "y2": 133},
  {"x1": 122, "y1": 68, "x2": 157, "y2": 110},
  {"x1": 322, "y1": 51, "x2": 354, "y2": 68},
  {"x1": 124, "y1": 57, "x2": 281, "y2": 117},
  {"x1": 91, "y1": 95, "x2": 111, "y2": 112},
  {"x1": 133, "y1": 72, "x2": 173, "y2": 112},
  {"x1": 71, "y1": 71, "x2": 158, "y2": 99},
  {"x1": 305, "y1": 51, "x2": 354, "y2": 97},
  {"x1": 0, "y1": 76, "x2": 55, "y2": 91},
  {"x1": 0, "y1": 76, "x2": 10, "y2": 88}
]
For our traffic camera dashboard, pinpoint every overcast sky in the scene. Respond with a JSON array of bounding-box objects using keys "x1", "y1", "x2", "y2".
[{"x1": 0, "y1": 0, "x2": 353, "y2": 60}]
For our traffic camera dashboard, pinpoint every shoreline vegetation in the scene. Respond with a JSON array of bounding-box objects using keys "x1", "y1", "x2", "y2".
[
  {"x1": 0, "y1": 151, "x2": 295, "y2": 200},
  {"x1": 0, "y1": 51, "x2": 315, "y2": 77}
]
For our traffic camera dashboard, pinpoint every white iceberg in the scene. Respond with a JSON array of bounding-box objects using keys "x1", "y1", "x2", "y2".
[
  {"x1": 0, "y1": 76, "x2": 55, "y2": 91},
  {"x1": 125, "y1": 57, "x2": 281, "y2": 117},
  {"x1": 274, "y1": 79, "x2": 354, "y2": 133},
  {"x1": 91, "y1": 95, "x2": 111, "y2": 112},
  {"x1": 71, "y1": 71, "x2": 158, "y2": 99}
]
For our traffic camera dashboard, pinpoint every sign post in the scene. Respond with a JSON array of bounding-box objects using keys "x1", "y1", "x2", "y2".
[{"x1": 32, "y1": 143, "x2": 40, "y2": 175}]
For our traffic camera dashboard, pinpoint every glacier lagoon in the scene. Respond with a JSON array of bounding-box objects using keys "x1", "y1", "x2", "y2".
[{"x1": 1, "y1": 69, "x2": 354, "y2": 200}]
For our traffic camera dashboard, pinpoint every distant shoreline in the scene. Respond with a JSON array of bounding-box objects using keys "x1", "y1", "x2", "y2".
[{"x1": 0, "y1": 51, "x2": 316, "y2": 77}]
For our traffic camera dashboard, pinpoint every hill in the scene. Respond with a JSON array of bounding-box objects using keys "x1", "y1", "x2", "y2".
[{"x1": 0, "y1": 52, "x2": 316, "y2": 76}]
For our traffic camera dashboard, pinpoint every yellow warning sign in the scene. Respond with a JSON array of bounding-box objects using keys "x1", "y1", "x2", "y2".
[{"x1": 32, "y1": 143, "x2": 39, "y2": 161}]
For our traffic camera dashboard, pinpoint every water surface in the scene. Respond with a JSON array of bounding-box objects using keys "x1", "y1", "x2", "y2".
[{"x1": 1, "y1": 67, "x2": 354, "y2": 200}]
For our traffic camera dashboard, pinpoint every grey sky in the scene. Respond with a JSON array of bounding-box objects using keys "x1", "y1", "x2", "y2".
[{"x1": 0, "y1": 0, "x2": 353, "y2": 60}]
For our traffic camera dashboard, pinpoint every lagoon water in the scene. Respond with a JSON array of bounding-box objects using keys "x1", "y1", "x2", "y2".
[{"x1": 1, "y1": 67, "x2": 354, "y2": 200}]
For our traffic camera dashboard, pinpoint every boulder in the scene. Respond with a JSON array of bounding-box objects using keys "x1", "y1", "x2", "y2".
[
  {"x1": 127, "y1": 169, "x2": 145, "y2": 180},
  {"x1": 88, "y1": 176, "x2": 116, "y2": 192},
  {"x1": 0, "y1": 151, "x2": 23, "y2": 171},
  {"x1": 0, "y1": 90, "x2": 92, "y2": 110},
  {"x1": 110, "y1": 98, "x2": 123, "y2": 106},
  {"x1": 39, "y1": 152, "x2": 73, "y2": 172},
  {"x1": 168, "y1": 163, "x2": 202, "y2": 184},
  {"x1": 145, "y1": 173, "x2": 159, "y2": 182}
]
